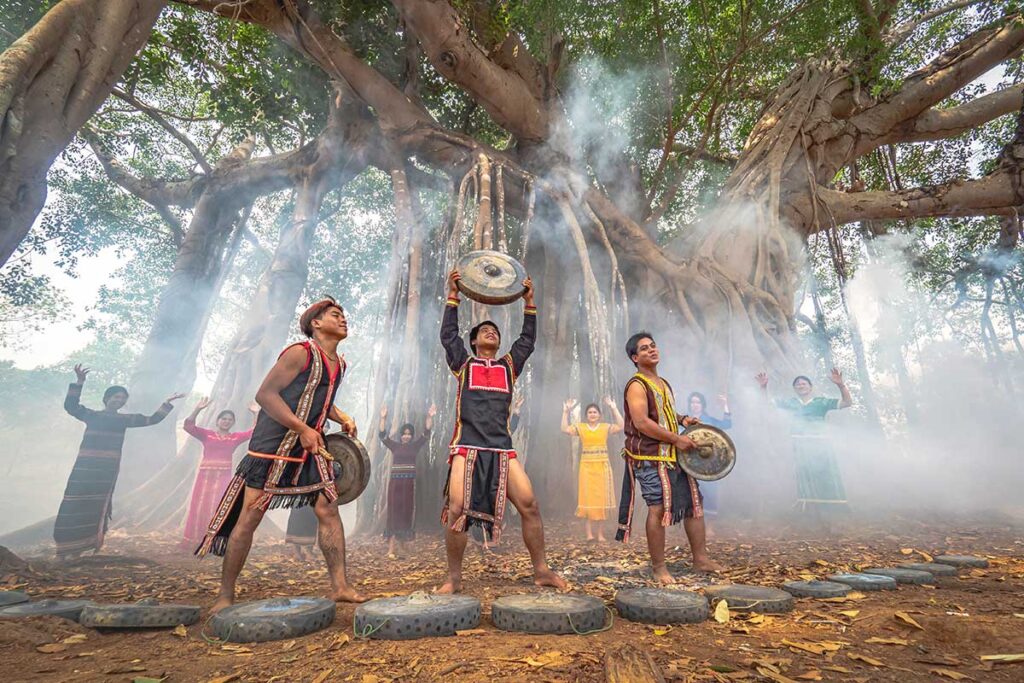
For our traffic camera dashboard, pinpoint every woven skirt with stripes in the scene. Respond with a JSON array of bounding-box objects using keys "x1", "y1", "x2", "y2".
[{"x1": 53, "y1": 450, "x2": 121, "y2": 557}]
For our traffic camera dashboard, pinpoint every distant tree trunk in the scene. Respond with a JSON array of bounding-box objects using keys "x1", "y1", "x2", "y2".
[
  {"x1": 117, "y1": 113, "x2": 371, "y2": 530},
  {"x1": 0, "y1": 0, "x2": 165, "y2": 265}
]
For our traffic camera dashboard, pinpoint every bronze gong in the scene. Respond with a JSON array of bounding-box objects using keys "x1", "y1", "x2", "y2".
[
  {"x1": 322, "y1": 433, "x2": 371, "y2": 504},
  {"x1": 455, "y1": 250, "x2": 528, "y2": 305},
  {"x1": 676, "y1": 424, "x2": 736, "y2": 481}
]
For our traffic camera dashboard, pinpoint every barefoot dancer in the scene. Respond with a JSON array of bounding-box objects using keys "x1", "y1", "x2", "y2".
[
  {"x1": 617, "y1": 332, "x2": 722, "y2": 581},
  {"x1": 561, "y1": 397, "x2": 622, "y2": 542},
  {"x1": 180, "y1": 399, "x2": 257, "y2": 548},
  {"x1": 196, "y1": 299, "x2": 366, "y2": 610},
  {"x1": 438, "y1": 270, "x2": 566, "y2": 593},
  {"x1": 56, "y1": 365, "x2": 183, "y2": 559},
  {"x1": 378, "y1": 403, "x2": 435, "y2": 558}
]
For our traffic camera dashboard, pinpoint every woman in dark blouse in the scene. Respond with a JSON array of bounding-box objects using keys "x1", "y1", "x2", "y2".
[{"x1": 378, "y1": 403, "x2": 435, "y2": 557}]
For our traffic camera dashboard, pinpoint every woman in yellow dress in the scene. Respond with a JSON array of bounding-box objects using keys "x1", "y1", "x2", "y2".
[{"x1": 561, "y1": 397, "x2": 623, "y2": 542}]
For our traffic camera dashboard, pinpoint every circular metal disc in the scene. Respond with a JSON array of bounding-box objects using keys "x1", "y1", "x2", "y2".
[
  {"x1": 678, "y1": 424, "x2": 736, "y2": 481},
  {"x1": 0, "y1": 599, "x2": 94, "y2": 622},
  {"x1": 491, "y1": 593, "x2": 607, "y2": 634},
  {"x1": 354, "y1": 592, "x2": 480, "y2": 640},
  {"x1": 325, "y1": 433, "x2": 371, "y2": 505},
  {"x1": 898, "y1": 562, "x2": 957, "y2": 577},
  {"x1": 782, "y1": 580, "x2": 850, "y2": 599},
  {"x1": 860, "y1": 567, "x2": 935, "y2": 585},
  {"x1": 933, "y1": 555, "x2": 989, "y2": 568},
  {"x1": 0, "y1": 591, "x2": 29, "y2": 607},
  {"x1": 615, "y1": 588, "x2": 708, "y2": 624},
  {"x1": 80, "y1": 598, "x2": 201, "y2": 629},
  {"x1": 827, "y1": 573, "x2": 897, "y2": 591},
  {"x1": 703, "y1": 585, "x2": 794, "y2": 613},
  {"x1": 455, "y1": 250, "x2": 527, "y2": 305},
  {"x1": 209, "y1": 597, "x2": 335, "y2": 643}
]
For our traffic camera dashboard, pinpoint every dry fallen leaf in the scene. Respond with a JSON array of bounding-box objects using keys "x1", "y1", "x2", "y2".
[
  {"x1": 900, "y1": 548, "x2": 913, "y2": 555},
  {"x1": 61, "y1": 634, "x2": 87, "y2": 644},
  {"x1": 930, "y1": 669, "x2": 974, "y2": 681},
  {"x1": 205, "y1": 675, "x2": 240, "y2": 683},
  {"x1": 653, "y1": 626, "x2": 672, "y2": 636},
  {"x1": 714, "y1": 599, "x2": 730, "y2": 624},
  {"x1": 865, "y1": 637, "x2": 910, "y2": 646},
  {"x1": 839, "y1": 610, "x2": 860, "y2": 618},
  {"x1": 895, "y1": 611, "x2": 924, "y2": 630},
  {"x1": 36, "y1": 643, "x2": 68, "y2": 654},
  {"x1": 524, "y1": 651, "x2": 570, "y2": 668},
  {"x1": 455, "y1": 628, "x2": 487, "y2": 636},
  {"x1": 781, "y1": 640, "x2": 841, "y2": 656},
  {"x1": 847, "y1": 653, "x2": 884, "y2": 667},
  {"x1": 747, "y1": 613, "x2": 766, "y2": 625},
  {"x1": 795, "y1": 672, "x2": 823, "y2": 681},
  {"x1": 172, "y1": 624, "x2": 187, "y2": 638},
  {"x1": 311, "y1": 670, "x2": 333, "y2": 683},
  {"x1": 328, "y1": 633, "x2": 350, "y2": 650},
  {"x1": 757, "y1": 666, "x2": 798, "y2": 683},
  {"x1": 980, "y1": 654, "x2": 1024, "y2": 663},
  {"x1": 822, "y1": 666, "x2": 853, "y2": 673}
]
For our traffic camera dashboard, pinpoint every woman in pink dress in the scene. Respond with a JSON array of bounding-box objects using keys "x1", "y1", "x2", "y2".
[{"x1": 181, "y1": 398, "x2": 256, "y2": 548}]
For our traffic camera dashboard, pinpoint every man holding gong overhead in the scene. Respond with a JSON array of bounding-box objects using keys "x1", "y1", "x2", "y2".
[{"x1": 438, "y1": 267, "x2": 566, "y2": 593}]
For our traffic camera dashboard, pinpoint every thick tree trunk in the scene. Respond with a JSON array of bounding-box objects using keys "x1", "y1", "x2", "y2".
[{"x1": 0, "y1": 0, "x2": 165, "y2": 265}]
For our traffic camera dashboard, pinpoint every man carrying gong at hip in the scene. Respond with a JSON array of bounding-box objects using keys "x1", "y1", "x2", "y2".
[
  {"x1": 618, "y1": 331, "x2": 723, "y2": 581},
  {"x1": 438, "y1": 269, "x2": 566, "y2": 593}
]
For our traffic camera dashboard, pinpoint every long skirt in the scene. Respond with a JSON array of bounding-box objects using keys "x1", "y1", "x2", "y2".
[
  {"x1": 792, "y1": 434, "x2": 848, "y2": 511},
  {"x1": 181, "y1": 461, "x2": 233, "y2": 547},
  {"x1": 700, "y1": 481, "x2": 718, "y2": 515},
  {"x1": 285, "y1": 506, "x2": 318, "y2": 546},
  {"x1": 575, "y1": 456, "x2": 615, "y2": 521},
  {"x1": 385, "y1": 472, "x2": 416, "y2": 540},
  {"x1": 53, "y1": 450, "x2": 121, "y2": 557}
]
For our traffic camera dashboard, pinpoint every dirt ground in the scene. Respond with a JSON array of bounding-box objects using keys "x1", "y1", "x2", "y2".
[{"x1": 1, "y1": 513, "x2": 1022, "y2": 683}]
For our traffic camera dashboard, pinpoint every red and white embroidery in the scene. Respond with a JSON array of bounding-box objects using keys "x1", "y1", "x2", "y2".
[{"x1": 467, "y1": 361, "x2": 510, "y2": 393}]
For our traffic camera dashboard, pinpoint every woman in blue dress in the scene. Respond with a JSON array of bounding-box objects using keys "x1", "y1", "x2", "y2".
[
  {"x1": 685, "y1": 392, "x2": 732, "y2": 520},
  {"x1": 756, "y1": 368, "x2": 852, "y2": 514}
]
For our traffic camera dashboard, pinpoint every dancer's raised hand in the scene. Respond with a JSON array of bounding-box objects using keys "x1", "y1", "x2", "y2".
[
  {"x1": 562, "y1": 399, "x2": 577, "y2": 412},
  {"x1": 829, "y1": 367, "x2": 845, "y2": 386},
  {"x1": 195, "y1": 397, "x2": 211, "y2": 411},
  {"x1": 73, "y1": 364, "x2": 90, "y2": 383},
  {"x1": 447, "y1": 269, "x2": 462, "y2": 298},
  {"x1": 755, "y1": 372, "x2": 769, "y2": 389}
]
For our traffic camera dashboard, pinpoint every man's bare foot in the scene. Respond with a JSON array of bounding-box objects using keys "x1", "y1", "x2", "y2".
[
  {"x1": 210, "y1": 596, "x2": 233, "y2": 615},
  {"x1": 652, "y1": 564, "x2": 676, "y2": 584},
  {"x1": 597, "y1": 534, "x2": 607, "y2": 543},
  {"x1": 434, "y1": 578, "x2": 462, "y2": 594},
  {"x1": 693, "y1": 556, "x2": 724, "y2": 572},
  {"x1": 329, "y1": 586, "x2": 368, "y2": 603},
  {"x1": 534, "y1": 568, "x2": 569, "y2": 590}
]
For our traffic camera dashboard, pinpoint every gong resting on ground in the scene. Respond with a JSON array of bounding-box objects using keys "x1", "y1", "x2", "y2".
[
  {"x1": 491, "y1": 593, "x2": 608, "y2": 634},
  {"x1": 323, "y1": 432, "x2": 370, "y2": 505},
  {"x1": 209, "y1": 597, "x2": 335, "y2": 643},
  {"x1": 678, "y1": 424, "x2": 737, "y2": 481},
  {"x1": 353, "y1": 592, "x2": 481, "y2": 640},
  {"x1": 455, "y1": 250, "x2": 528, "y2": 305},
  {"x1": 80, "y1": 598, "x2": 201, "y2": 629}
]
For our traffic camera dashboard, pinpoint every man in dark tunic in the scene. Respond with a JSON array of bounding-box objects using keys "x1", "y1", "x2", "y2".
[
  {"x1": 437, "y1": 270, "x2": 566, "y2": 593},
  {"x1": 196, "y1": 299, "x2": 367, "y2": 611},
  {"x1": 617, "y1": 332, "x2": 722, "y2": 582},
  {"x1": 56, "y1": 364, "x2": 182, "y2": 559}
]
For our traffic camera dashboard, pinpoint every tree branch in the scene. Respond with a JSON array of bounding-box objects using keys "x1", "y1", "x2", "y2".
[
  {"x1": 867, "y1": 83, "x2": 1024, "y2": 150},
  {"x1": 111, "y1": 87, "x2": 213, "y2": 172},
  {"x1": 815, "y1": 170, "x2": 1024, "y2": 225},
  {"x1": 885, "y1": 0, "x2": 990, "y2": 49},
  {"x1": 391, "y1": 0, "x2": 548, "y2": 142},
  {"x1": 851, "y1": 13, "x2": 1024, "y2": 140}
]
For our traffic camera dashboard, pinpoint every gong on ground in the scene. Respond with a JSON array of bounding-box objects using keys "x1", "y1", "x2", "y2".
[
  {"x1": 781, "y1": 580, "x2": 850, "y2": 599},
  {"x1": 703, "y1": 585, "x2": 794, "y2": 613},
  {"x1": 861, "y1": 567, "x2": 935, "y2": 585},
  {"x1": 0, "y1": 599, "x2": 94, "y2": 622},
  {"x1": 80, "y1": 598, "x2": 201, "y2": 629},
  {"x1": 491, "y1": 593, "x2": 608, "y2": 634},
  {"x1": 615, "y1": 588, "x2": 708, "y2": 624},
  {"x1": 209, "y1": 597, "x2": 335, "y2": 643},
  {"x1": 353, "y1": 592, "x2": 481, "y2": 640},
  {"x1": 827, "y1": 573, "x2": 898, "y2": 591}
]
